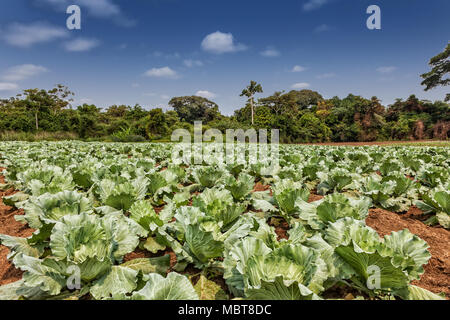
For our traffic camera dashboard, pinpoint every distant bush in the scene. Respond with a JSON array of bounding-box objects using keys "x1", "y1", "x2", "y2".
[
  {"x1": 111, "y1": 134, "x2": 146, "y2": 142},
  {"x1": 0, "y1": 131, "x2": 79, "y2": 141}
]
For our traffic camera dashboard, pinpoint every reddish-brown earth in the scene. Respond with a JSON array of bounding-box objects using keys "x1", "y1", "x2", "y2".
[
  {"x1": 299, "y1": 140, "x2": 448, "y2": 146},
  {"x1": 165, "y1": 250, "x2": 177, "y2": 270},
  {"x1": 123, "y1": 248, "x2": 154, "y2": 262},
  {"x1": 0, "y1": 168, "x2": 35, "y2": 286},
  {"x1": 253, "y1": 182, "x2": 271, "y2": 194},
  {"x1": 269, "y1": 217, "x2": 289, "y2": 241},
  {"x1": 366, "y1": 208, "x2": 450, "y2": 298},
  {"x1": 308, "y1": 193, "x2": 324, "y2": 203}
]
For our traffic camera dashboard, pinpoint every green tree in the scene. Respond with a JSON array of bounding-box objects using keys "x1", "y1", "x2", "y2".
[
  {"x1": 126, "y1": 104, "x2": 148, "y2": 121},
  {"x1": 169, "y1": 96, "x2": 220, "y2": 123},
  {"x1": 106, "y1": 105, "x2": 130, "y2": 118},
  {"x1": 240, "y1": 81, "x2": 263, "y2": 125},
  {"x1": 284, "y1": 89, "x2": 323, "y2": 110},
  {"x1": 146, "y1": 108, "x2": 168, "y2": 140},
  {"x1": 258, "y1": 91, "x2": 285, "y2": 115},
  {"x1": 165, "y1": 110, "x2": 180, "y2": 128},
  {"x1": 77, "y1": 104, "x2": 101, "y2": 138},
  {"x1": 13, "y1": 85, "x2": 74, "y2": 131},
  {"x1": 421, "y1": 43, "x2": 450, "y2": 101},
  {"x1": 297, "y1": 113, "x2": 331, "y2": 143},
  {"x1": 47, "y1": 84, "x2": 74, "y2": 114}
]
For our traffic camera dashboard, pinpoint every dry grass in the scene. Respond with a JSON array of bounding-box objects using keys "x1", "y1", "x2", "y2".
[{"x1": 0, "y1": 131, "x2": 79, "y2": 141}]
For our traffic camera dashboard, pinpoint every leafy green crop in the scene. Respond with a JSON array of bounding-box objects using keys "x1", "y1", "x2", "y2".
[{"x1": 0, "y1": 141, "x2": 448, "y2": 300}]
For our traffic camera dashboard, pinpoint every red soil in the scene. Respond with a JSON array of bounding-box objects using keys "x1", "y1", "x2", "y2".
[
  {"x1": 268, "y1": 217, "x2": 289, "y2": 241},
  {"x1": 299, "y1": 140, "x2": 448, "y2": 146},
  {"x1": 123, "y1": 248, "x2": 153, "y2": 262},
  {"x1": 274, "y1": 225, "x2": 289, "y2": 241},
  {"x1": 165, "y1": 249, "x2": 177, "y2": 270},
  {"x1": 366, "y1": 207, "x2": 450, "y2": 298},
  {"x1": 308, "y1": 193, "x2": 324, "y2": 203},
  {"x1": 0, "y1": 168, "x2": 35, "y2": 286},
  {"x1": 253, "y1": 182, "x2": 271, "y2": 195}
]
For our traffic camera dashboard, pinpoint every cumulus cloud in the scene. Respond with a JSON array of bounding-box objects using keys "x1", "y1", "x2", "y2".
[
  {"x1": 196, "y1": 90, "x2": 216, "y2": 99},
  {"x1": 303, "y1": 0, "x2": 330, "y2": 11},
  {"x1": 144, "y1": 67, "x2": 178, "y2": 79},
  {"x1": 2, "y1": 64, "x2": 48, "y2": 82},
  {"x1": 75, "y1": 0, "x2": 121, "y2": 17},
  {"x1": 292, "y1": 65, "x2": 306, "y2": 72},
  {"x1": 291, "y1": 82, "x2": 310, "y2": 89},
  {"x1": 64, "y1": 38, "x2": 100, "y2": 52},
  {"x1": 1, "y1": 22, "x2": 68, "y2": 47},
  {"x1": 376, "y1": 66, "x2": 397, "y2": 74},
  {"x1": 0, "y1": 83, "x2": 19, "y2": 91},
  {"x1": 201, "y1": 31, "x2": 247, "y2": 54},
  {"x1": 183, "y1": 59, "x2": 203, "y2": 68},
  {"x1": 37, "y1": 0, "x2": 136, "y2": 27},
  {"x1": 260, "y1": 47, "x2": 280, "y2": 57}
]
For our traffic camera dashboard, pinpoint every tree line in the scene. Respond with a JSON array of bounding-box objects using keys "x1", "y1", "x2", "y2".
[{"x1": 1, "y1": 87, "x2": 448, "y2": 143}]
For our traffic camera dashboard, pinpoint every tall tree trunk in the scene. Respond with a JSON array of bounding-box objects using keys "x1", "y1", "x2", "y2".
[
  {"x1": 250, "y1": 98, "x2": 254, "y2": 125},
  {"x1": 35, "y1": 111, "x2": 39, "y2": 131}
]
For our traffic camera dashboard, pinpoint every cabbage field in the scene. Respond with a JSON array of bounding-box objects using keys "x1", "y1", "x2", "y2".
[{"x1": 0, "y1": 141, "x2": 448, "y2": 300}]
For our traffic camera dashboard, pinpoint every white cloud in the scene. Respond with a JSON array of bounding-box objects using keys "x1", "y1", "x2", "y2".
[
  {"x1": 303, "y1": 0, "x2": 330, "y2": 11},
  {"x1": 1, "y1": 22, "x2": 68, "y2": 47},
  {"x1": 196, "y1": 90, "x2": 216, "y2": 99},
  {"x1": 291, "y1": 82, "x2": 310, "y2": 89},
  {"x1": 0, "y1": 83, "x2": 19, "y2": 91},
  {"x1": 201, "y1": 31, "x2": 247, "y2": 54},
  {"x1": 76, "y1": 0, "x2": 120, "y2": 17},
  {"x1": 39, "y1": 0, "x2": 119, "y2": 15},
  {"x1": 183, "y1": 59, "x2": 203, "y2": 68},
  {"x1": 64, "y1": 38, "x2": 100, "y2": 52},
  {"x1": 292, "y1": 65, "x2": 306, "y2": 72},
  {"x1": 160, "y1": 95, "x2": 170, "y2": 100},
  {"x1": 316, "y1": 73, "x2": 336, "y2": 79},
  {"x1": 144, "y1": 67, "x2": 178, "y2": 79},
  {"x1": 376, "y1": 66, "x2": 397, "y2": 74},
  {"x1": 314, "y1": 24, "x2": 330, "y2": 33},
  {"x1": 2, "y1": 64, "x2": 48, "y2": 82},
  {"x1": 38, "y1": 0, "x2": 136, "y2": 27},
  {"x1": 260, "y1": 47, "x2": 280, "y2": 57}
]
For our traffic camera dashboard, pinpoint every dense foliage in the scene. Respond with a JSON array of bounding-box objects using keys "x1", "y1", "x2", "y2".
[
  {"x1": 0, "y1": 141, "x2": 448, "y2": 300},
  {"x1": 1, "y1": 85, "x2": 449, "y2": 143},
  {"x1": 421, "y1": 43, "x2": 450, "y2": 102}
]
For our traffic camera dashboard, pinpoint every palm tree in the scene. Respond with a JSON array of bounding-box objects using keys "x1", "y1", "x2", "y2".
[{"x1": 240, "y1": 81, "x2": 263, "y2": 125}]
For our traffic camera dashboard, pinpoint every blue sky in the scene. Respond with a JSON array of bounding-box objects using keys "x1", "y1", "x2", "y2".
[{"x1": 0, "y1": 0, "x2": 448, "y2": 115}]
